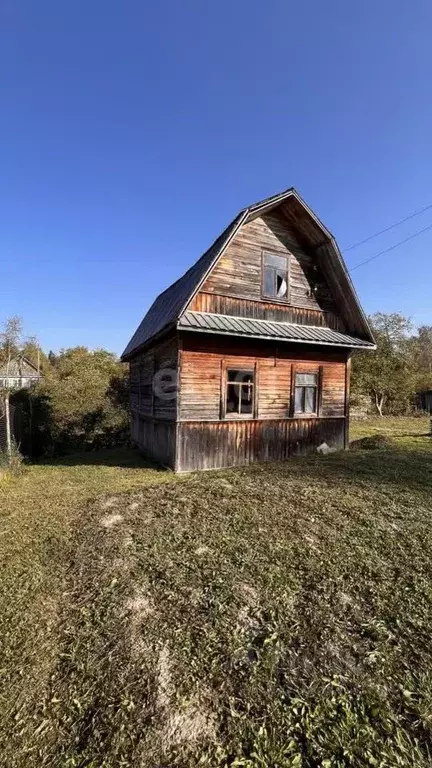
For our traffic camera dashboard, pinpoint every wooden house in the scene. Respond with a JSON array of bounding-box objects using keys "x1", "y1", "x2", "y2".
[
  {"x1": 122, "y1": 188, "x2": 375, "y2": 471},
  {"x1": 0, "y1": 355, "x2": 41, "y2": 390}
]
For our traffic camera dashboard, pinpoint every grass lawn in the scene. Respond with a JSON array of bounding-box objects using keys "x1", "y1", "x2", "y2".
[{"x1": 1, "y1": 418, "x2": 432, "y2": 767}]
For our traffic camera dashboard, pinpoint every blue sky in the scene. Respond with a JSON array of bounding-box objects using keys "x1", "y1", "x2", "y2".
[{"x1": 2, "y1": 0, "x2": 432, "y2": 354}]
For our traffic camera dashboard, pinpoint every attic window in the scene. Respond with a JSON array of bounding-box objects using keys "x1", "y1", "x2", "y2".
[{"x1": 262, "y1": 252, "x2": 289, "y2": 301}]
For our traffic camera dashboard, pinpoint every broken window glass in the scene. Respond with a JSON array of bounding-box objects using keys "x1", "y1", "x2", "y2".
[
  {"x1": 262, "y1": 252, "x2": 289, "y2": 300},
  {"x1": 226, "y1": 369, "x2": 254, "y2": 416}
]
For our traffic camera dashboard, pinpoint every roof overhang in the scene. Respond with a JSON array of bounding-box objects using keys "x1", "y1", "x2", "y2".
[
  {"x1": 178, "y1": 311, "x2": 376, "y2": 351},
  {"x1": 121, "y1": 322, "x2": 177, "y2": 362}
]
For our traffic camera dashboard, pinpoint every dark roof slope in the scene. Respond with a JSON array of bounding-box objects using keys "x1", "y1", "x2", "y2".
[
  {"x1": 121, "y1": 214, "x2": 244, "y2": 359},
  {"x1": 122, "y1": 187, "x2": 374, "y2": 359}
]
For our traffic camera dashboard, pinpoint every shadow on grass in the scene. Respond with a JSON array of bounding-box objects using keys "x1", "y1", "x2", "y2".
[
  {"x1": 40, "y1": 446, "x2": 168, "y2": 472},
  {"x1": 236, "y1": 445, "x2": 432, "y2": 500},
  {"x1": 397, "y1": 432, "x2": 431, "y2": 438},
  {"x1": 297, "y1": 447, "x2": 432, "y2": 495},
  {"x1": 37, "y1": 443, "x2": 432, "y2": 496}
]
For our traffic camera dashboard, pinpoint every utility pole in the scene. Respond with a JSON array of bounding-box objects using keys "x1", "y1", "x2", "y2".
[
  {"x1": 4, "y1": 346, "x2": 12, "y2": 460},
  {"x1": 4, "y1": 390, "x2": 11, "y2": 460},
  {"x1": 0, "y1": 317, "x2": 23, "y2": 463}
]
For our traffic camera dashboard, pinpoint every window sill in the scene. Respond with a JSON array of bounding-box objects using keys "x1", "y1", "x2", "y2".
[
  {"x1": 261, "y1": 295, "x2": 291, "y2": 305},
  {"x1": 223, "y1": 414, "x2": 255, "y2": 420}
]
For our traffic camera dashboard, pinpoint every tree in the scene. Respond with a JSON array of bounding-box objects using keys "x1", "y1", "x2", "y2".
[
  {"x1": 21, "y1": 336, "x2": 48, "y2": 372},
  {"x1": 406, "y1": 325, "x2": 432, "y2": 393},
  {"x1": 352, "y1": 313, "x2": 414, "y2": 416},
  {"x1": 0, "y1": 316, "x2": 23, "y2": 459},
  {"x1": 369, "y1": 312, "x2": 412, "y2": 348},
  {"x1": 36, "y1": 347, "x2": 129, "y2": 452}
]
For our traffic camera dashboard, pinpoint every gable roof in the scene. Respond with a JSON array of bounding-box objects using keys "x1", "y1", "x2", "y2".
[
  {"x1": 0, "y1": 354, "x2": 41, "y2": 378},
  {"x1": 121, "y1": 187, "x2": 374, "y2": 360}
]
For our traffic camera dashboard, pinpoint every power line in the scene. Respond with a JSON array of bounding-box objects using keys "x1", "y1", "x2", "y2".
[
  {"x1": 349, "y1": 221, "x2": 432, "y2": 271},
  {"x1": 345, "y1": 202, "x2": 432, "y2": 252}
]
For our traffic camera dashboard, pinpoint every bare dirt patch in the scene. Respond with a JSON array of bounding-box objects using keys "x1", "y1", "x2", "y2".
[
  {"x1": 156, "y1": 643, "x2": 216, "y2": 750},
  {"x1": 100, "y1": 512, "x2": 124, "y2": 528}
]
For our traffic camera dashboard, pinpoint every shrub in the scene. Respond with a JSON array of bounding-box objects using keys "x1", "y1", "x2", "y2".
[{"x1": 11, "y1": 348, "x2": 130, "y2": 458}]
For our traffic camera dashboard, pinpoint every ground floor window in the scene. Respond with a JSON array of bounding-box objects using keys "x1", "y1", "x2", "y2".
[
  {"x1": 225, "y1": 369, "x2": 255, "y2": 417},
  {"x1": 221, "y1": 363, "x2": 323, "y2": 420},
  {"x1": 294, "y1": 372, "x2": 318, "y2": 414}
]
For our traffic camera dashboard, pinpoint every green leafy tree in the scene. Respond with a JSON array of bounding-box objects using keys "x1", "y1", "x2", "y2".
[
  {"x1": 36, "y1": 347, "x2": 129, "y2": 452},
  {"x1": 352, "y1": 313, "x2": 414, "y2": 416},
  {"x1": 406, "y1": 325, "x2": 432, "y2": 393},
  {"x1": 21, "y1": 336, "x2": 48, "y2": 372},
  {"x1": 1, "y1": 317, "x2": 130, "y2": 458}
]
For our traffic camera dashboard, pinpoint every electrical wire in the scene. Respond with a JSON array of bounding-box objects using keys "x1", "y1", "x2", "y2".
[
  {"x1": 345, "y1": 202, "x2": 432, "y2": 252},
  {"x1": 349, "y1": 221, "x2": 432, "y2": 271}
]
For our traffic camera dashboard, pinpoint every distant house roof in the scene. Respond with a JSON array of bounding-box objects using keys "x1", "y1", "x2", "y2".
[
  {"x1": 0, "y1": 355, "x2": 41, "y2": 379},
  {"x1": 178, "y1": 311, "x2": 375, "y2": 349},
  {"x1": 122, "y1": 187, "x2": 375, "y2": 360}
]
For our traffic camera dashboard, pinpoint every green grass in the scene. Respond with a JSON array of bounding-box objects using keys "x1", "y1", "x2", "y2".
[
  {"x1": 1, "y1": 420, "x2": 432, "y2": 767},
  {"x1": 350, "y1": 415, "x2": 431, "y2": 446}
]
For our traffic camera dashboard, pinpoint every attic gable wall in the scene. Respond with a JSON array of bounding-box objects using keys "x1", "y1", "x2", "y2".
[
  {"x1": 0, "y1": 357, "x2": 40, "y2": 378},
  {"x1": 188, "y1": 210, "x2": 344, "y2": 329},
  {"x1": 122, "y1": 188, "x2": 374, "y2": 360}
]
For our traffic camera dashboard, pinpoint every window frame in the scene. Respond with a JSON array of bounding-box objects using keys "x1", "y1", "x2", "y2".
[
  {"x1": 221, "y1": 364, "x2": 257, "y2": 420},
  {"x1": 261, "y1": 249, "x2": 291, "y2": 304},
  {"x1": 290, "y1": 365, "x2": 323, "y2": 418}
]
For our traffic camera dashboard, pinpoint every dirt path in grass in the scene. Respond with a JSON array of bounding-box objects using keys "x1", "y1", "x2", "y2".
[
  {"x1": 2, "y1": 433, "x2": 432, "y2": 766},
  {"x1": 0, "y1": 449, "x2": 178, "y2": 767}
]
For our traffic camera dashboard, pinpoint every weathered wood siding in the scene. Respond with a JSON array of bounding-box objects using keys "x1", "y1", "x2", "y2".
[
  {"x1": 178, "y1": 334, "x2": 347, "y2": 423},
  {"x1": 129, "y1": 337, "x2": 178, "y2": 421},
  {"x1": 129, "y1": 335, "x2": 178, "y2": 467},
  {"x1": 177, "y1": 418, "x2": 345, "y2": 472},
  {"x1": 153, "y1": 338, "x2": 178, "y2": 421},
  {"x1": 196, "y1": 211, "x2": 339, "y2": 318},
  {"x1": 131, "y1": 414, "x2": 176, "y2": 467},
  {"x1": 189, "y1": 293, "x2": 344, "y2": 331},
  {"x1": 175, "y1": 333, "x2": 348, "y2": 471}
]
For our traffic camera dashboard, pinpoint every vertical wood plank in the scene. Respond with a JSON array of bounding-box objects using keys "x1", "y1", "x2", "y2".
[
  {"x1": 317, "y1": 365, "x2": 324, "y2": 417},
  {"x1": 254, "y1": 360, "x2": 259, "y2": 419},
  {"x1": 289, "y1": 363, "x2": 296, "y2": 417},
  {"x1": 176, "y1": 334, "x2": 182, "y2": 423},
  {"x1": 344, "y1": 355, "x2": 351, "y2": 450}
]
